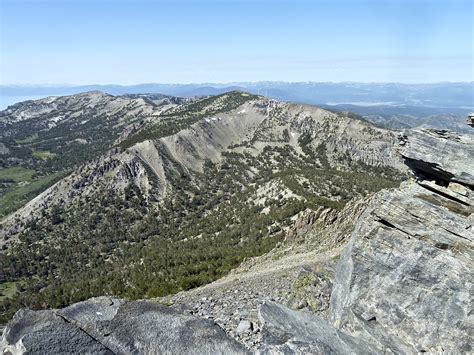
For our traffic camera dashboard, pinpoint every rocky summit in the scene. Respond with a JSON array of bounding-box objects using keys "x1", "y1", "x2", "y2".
[{"x1": 1, "y1": 113, "x2": 472, "y2": 353}]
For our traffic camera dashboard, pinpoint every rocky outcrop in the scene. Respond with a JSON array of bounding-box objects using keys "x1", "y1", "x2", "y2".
[
  {"x1": 330, "y1": 127, "x2": 473, "y2": 353},
  {"x1": 330, "y1": 183, "x2": 472, "y2": 352},
  {"x1": 1, "y1": 308, "x2": 113, "y2": 354},
  {"x1": 0, "y1": 298, "x2": 381, "y2": 355},
  {"x1": 399, "y1": 128, "x2": 474, "y2": 187},
  {"x1": 1, "y1": 297, "x2": 247, "y2": 354},
  {"x1": 467, "y1": 113, "x2": 474, "y2": 128}
]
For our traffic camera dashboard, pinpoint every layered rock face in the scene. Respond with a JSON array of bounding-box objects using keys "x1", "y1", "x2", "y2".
[
  {"x1": 399, "y1": 128, "x2": 474, "y2": 187},
  {"x1": 1, "y1": 127, "x2": 472, "y2": 353},
  {"x1": 331, "y1": 128, "x2": 473, "y2": 353}
]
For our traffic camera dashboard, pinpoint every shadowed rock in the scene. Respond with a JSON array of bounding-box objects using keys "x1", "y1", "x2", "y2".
[
  {"x1": 467, "y1": 113, "x2": 474, "y2": 128},
  {"x1": 399, "y1": 129, "x2": 474, "y2": 187}
]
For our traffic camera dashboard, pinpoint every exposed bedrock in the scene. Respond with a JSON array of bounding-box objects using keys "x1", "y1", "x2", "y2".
[
  {"x1": 399, "y1": 128, "x2": 474, "y2": 187},
  {"x1": 331, "y1": 127, "x2": 473, "y2": 353}
]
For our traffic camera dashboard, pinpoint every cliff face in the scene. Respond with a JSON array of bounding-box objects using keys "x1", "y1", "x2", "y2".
[{"x1": 1, "y1": 126, "x2": 472, "y2": 354}]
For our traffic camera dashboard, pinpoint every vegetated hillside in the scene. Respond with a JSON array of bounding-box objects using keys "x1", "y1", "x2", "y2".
[
  {"x1": 0, "y1": 91, "x2": 191, "y2": 217},
  {"x1": 0, "y1": 91, "x2": 406, "y2": 324}
]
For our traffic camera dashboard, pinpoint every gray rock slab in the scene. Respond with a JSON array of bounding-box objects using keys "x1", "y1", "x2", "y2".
[
  {"x1": 0, "y1": 308, "x2": 112, "y2": 354},
  {"x1": 1, "y1": 297, "x2": 249, "y2": 355},
  {"x1": 258, "y1": 301, "x2": 377, "y2": 354}
]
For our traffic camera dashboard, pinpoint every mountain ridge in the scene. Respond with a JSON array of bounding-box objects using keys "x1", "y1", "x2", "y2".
[
  {"x1": 3, "y1": 82, "x2": 472, "y2": 135},
  {"x1": 0, "y1": 91, "x2": 404, "y2": 325}
]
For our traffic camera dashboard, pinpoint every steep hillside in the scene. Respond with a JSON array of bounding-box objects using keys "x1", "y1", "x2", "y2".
[
  {"x1": 0, "y1": 91, "x2": 405, "y2": 324},
  {"x1": 0, "y1": 92, "x2": 191, "y2": 217}
]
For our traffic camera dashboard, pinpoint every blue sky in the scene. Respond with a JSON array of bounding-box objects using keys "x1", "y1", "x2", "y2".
[{"x1": 1, "y1": 0, "x2": 473, "y2": 84}]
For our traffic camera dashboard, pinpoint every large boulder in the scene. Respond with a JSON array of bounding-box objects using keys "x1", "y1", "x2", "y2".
[
  {"x1": 1, "y1": 297, "x2": 248, "y2": 355},
  {"x1": 1, "y1": 308, "x2": 112, "y2": 354}
]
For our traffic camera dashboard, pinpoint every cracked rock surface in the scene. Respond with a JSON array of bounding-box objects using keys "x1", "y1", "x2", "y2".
[
  {"x1": 331, "y1": 128, "x2": 473, "y2": 353},
  {"x1": 1, "y1": 297, "x2": 248, "y2": 354},
  {"x1": 399, "y1": 128, "x2": 474, "y2": 187}
]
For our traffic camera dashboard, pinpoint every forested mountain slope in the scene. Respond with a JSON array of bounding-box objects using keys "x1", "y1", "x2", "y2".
[
  {"x1": 0, "y1": 91, "x2": 193, "y2": 217},
  {"x1": 2, "y1": 118, "x2": 472, "y2": 354},
  {"x1": 0, "y1": 91, "x2": 405, "y2": 324}
]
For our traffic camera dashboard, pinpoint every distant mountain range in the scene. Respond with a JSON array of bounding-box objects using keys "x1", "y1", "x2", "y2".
[
  {"x1": 2, "y1": 82, "x2": 473, "y2": 107},
  {"x1": 1, "y1": 82, "x2": 473, "y2": 132}
]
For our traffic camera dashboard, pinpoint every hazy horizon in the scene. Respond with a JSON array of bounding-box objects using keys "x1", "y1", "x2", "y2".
[{"x1": 2, "y1": 81, "x2": 472, "y2": 111}]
